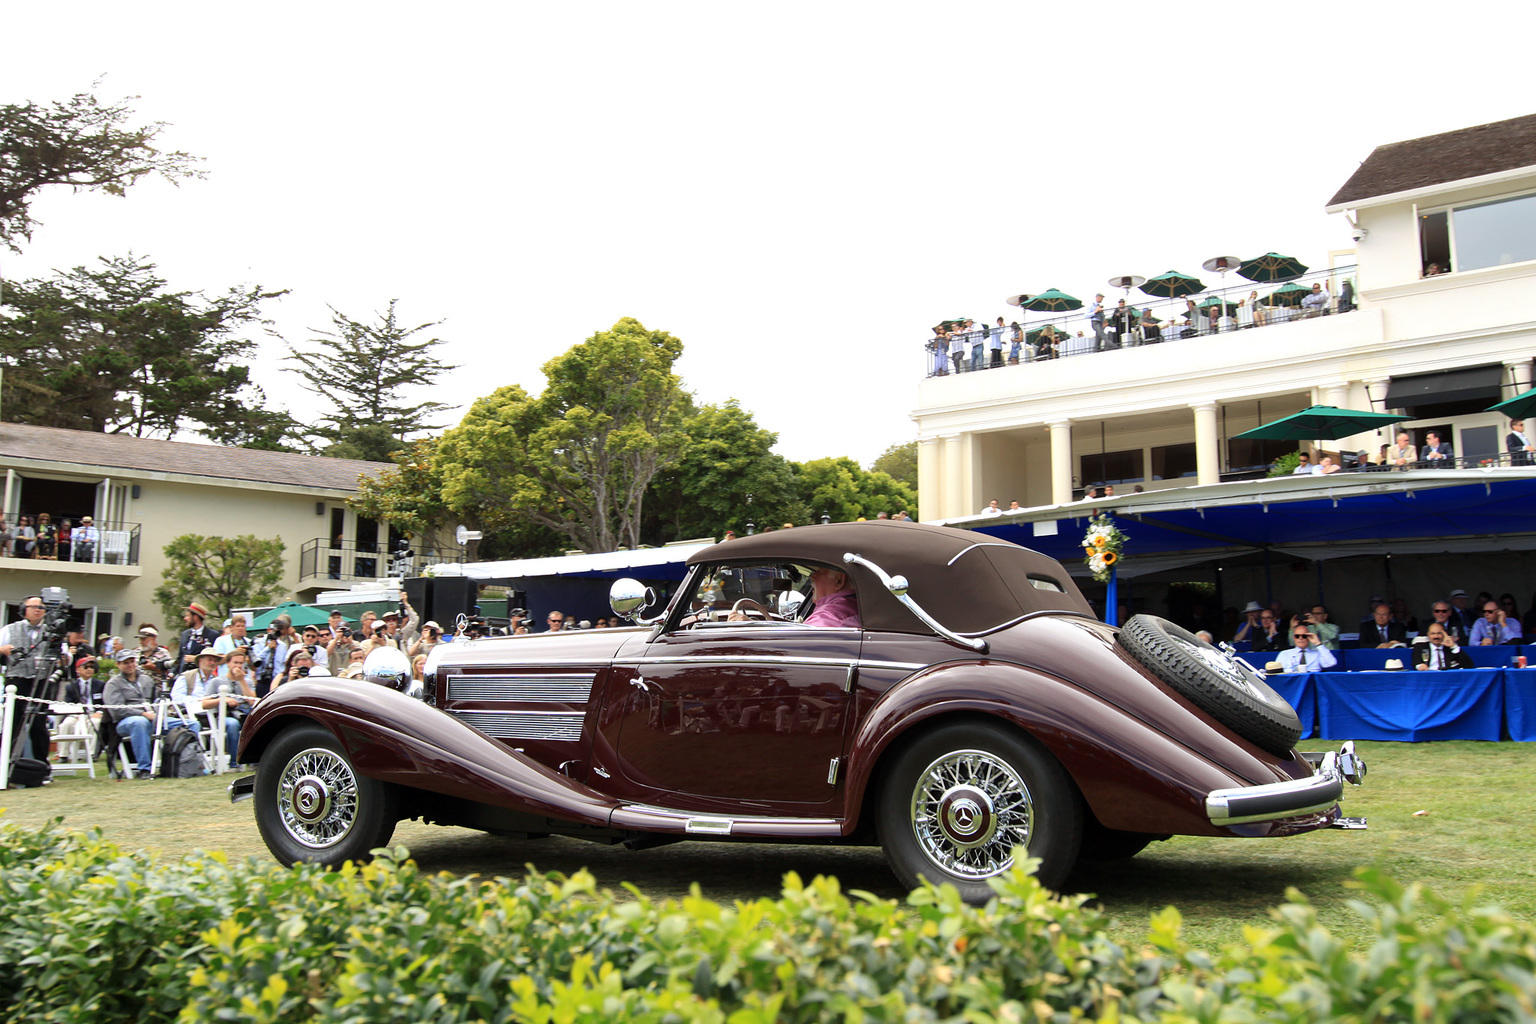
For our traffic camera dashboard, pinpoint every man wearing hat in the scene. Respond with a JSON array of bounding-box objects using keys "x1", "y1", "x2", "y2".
[
  {"x1": 178, "y1": 603, "x2": 220, "y2": 670},
  {"x1": 172, "y1": 648, "x2": 244, "y2": 762},
  {"x1": 103, "y1": 651, "x2": 157, "y2": 778},
  {"x1": 1447, "y1": 589, "x2": 1477, "y2": 637},
  {"x1": 73, "y1": 515, "x2": 99, "y2": 563},
  {"x1": 1232, "y1": 601, "x2": 1265, "y2": 644},
  {"x1": 134, "y1": 625, "x2": 175, "y2": 683}
]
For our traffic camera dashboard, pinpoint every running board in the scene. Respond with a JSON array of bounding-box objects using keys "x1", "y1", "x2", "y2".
[{"x1": 611, "y1": 803, "x2": 844, "y2": 838}]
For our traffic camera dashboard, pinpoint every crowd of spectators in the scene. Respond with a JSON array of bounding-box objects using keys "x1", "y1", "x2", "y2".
[
  {"x1": 1287, "y1": 419, "x2": 1534, "y2": 473},
  {"x1": 1185, "y1": 587, "x2": 1528, "y2": 672},
  {"x1": 927, "y1": 276, "x2": 1354, "y2": 377},
  {"x1": 0, "y1": 513, "x2": 102, "y2": 561}
]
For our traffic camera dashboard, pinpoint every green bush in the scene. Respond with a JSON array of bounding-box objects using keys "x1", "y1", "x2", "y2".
[{"x1": 3, "y1": 816, "x2": 1536, "y2": 1023}]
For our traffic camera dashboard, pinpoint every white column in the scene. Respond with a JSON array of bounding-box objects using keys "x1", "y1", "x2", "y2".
[
  {"x1": 916, "y1": 438, "x2": 942, "y2": 522},
  {"x1": 1321, "y1": 383, "x2": 1350, "y2": 409},
  {"x1": 941, "y1": 435, "x2": 963, "y2": 519},
  {"x1": 1193, "y1": 402, "x2": 1220, "y2": 486},
  {"x1": 1048, "y1": 421, "x2": 1073, "y2": 505}
]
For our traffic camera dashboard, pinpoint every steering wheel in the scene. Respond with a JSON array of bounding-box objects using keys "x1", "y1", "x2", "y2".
[{"x1": 728, "y1": 597, "x2": 775, "y2": 622}]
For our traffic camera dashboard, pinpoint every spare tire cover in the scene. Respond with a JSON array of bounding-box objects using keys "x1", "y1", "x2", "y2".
[{"x1": 1116, "y1": 614, "x2": 1303, "y2": 755}]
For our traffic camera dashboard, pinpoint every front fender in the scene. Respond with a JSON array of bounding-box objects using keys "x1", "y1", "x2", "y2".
[
  {"x1": 843, "y1": 661, "x2": 1279, "y2": 837},
  {"x1": 239, "y1": 679, "x2": 619, "y2": 827}
]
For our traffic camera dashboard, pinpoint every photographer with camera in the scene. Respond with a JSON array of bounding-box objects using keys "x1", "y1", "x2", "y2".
[
  {"x1": 275, "y1": 646, "x2": 318, "y2": 690},
  {"x1": 1, "y1": 595, "x2": 61, "y2": 775},
  {"x1": 325, "y1": 620, "x2": 362, "y2": 676},
  {"x1": 251, "y1": 615, "x2": 294, "y2": 697},
  {"x1": 408, "y1": 620, "x2": 445, "y2": 661},
  {"x1": 133, "y1": 626, "x2": 175, "y2": 688},
  {"x1": 1288, "y1": 605, "x2": 1339, "y2": 651}
]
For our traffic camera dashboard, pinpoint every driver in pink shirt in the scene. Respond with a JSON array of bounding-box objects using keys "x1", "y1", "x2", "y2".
[{"x1": 804, "y1": 566, "x2": 861, "y2": 628}]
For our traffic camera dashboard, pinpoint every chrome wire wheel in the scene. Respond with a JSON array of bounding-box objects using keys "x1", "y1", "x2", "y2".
[
  {"x1": 276, "y1": 746, "x2": 360, "y2": 849},
  {"x1": 909, "y1": 747, "x2": 1033, "y2": 880}
]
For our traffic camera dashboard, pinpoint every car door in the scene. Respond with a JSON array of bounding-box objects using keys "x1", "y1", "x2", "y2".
[{"x1": 607, "y1": 621, "x2": 860, "y2": 814}]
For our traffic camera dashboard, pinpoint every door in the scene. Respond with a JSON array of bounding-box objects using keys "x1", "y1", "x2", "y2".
[{"x1": 611, "y1": 624, "x2": 857, "y2": 811}]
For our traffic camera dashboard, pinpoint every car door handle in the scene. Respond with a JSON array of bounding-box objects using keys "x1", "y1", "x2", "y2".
[{"x1": 630, "y1": 676, "x2": 652, "y2": 693}]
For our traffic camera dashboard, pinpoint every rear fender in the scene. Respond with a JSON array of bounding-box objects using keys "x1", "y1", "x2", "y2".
[
  {"x1": 240, "y1": 678, "x2": 619, "y2": 828},
  {"x1": 844, "y1": 662, "x2": 1266, "y2": 837}
]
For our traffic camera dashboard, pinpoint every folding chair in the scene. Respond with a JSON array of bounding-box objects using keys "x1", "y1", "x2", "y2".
[{"x1": 47, "y1": 702, "x2": 96, "y2": 778}]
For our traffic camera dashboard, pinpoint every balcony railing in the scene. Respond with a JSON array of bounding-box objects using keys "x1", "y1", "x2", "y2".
[
  {"x1": 924, "y1": 265, "x2": 1359, "y2": 377},
  {"x1": 0, "y1": 516, "x2": 142, "y2": 568},
  {"x1": 299, "y1": 537, "x2": 465, "y2": 584}
]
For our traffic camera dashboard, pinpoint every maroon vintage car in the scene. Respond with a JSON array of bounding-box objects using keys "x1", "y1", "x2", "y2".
[{"x1": 232, "y1": 520, "x2": 1366, "y2": 903}]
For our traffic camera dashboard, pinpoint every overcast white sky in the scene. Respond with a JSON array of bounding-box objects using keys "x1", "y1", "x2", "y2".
[{"x1": 4, "y1": 3, "x2": 1533, "y2": 465}]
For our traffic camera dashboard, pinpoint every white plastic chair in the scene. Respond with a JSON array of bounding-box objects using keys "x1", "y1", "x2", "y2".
[{"x1": 48, "y1": 702, "x2": 97, "y2": 778}]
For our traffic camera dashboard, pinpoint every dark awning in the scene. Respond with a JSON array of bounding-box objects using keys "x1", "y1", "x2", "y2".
[{"x1": 1384, "y1": 364, "x2": 1502, "y2": 409}]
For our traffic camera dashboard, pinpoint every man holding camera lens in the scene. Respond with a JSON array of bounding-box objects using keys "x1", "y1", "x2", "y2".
[
  {"x1": 1, "y1": 596, "x2": 57, "y2": 772},
  {"x1": 325, "y1": 615, "x2": 362, "y2": 676},
  {"x1": 252, "y1": 615, "x2": 294, "y2": 697}
]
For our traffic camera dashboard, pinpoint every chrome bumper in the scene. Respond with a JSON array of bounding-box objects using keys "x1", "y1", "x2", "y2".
[
  {"x1": 1206, "y1": 741, "x2": 1366, "y2": 827},
  {"x1": 228, "y1": 774, "x2": 255, "y2": 804}
]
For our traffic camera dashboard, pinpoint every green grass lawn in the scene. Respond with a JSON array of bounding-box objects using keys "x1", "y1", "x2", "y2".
[{"x1": 4, "y1": 738, "x2": 1532, "y2": 951}]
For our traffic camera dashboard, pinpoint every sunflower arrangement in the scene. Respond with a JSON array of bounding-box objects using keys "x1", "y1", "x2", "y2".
[{"x1": 1082, "y1": 514, "x2": 1127, "y2": 583}]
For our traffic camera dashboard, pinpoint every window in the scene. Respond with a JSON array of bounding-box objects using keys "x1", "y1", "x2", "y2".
[
  {"x1": 1080, "y1": 449, "x2": 1144, "y2": 487},
  {"x1": 1150, "y1": 442, "x2": 1198, "y2": 480},
  {"x1": 1454, "y1": 193, "x2": 1536, "y2": 271},
  {"x1": 1418, "y1": 191, "x2": 1536, "y2": 275}
]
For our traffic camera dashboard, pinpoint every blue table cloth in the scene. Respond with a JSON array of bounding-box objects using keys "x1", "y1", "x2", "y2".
[
  {"x1": 1315, "y1": 668, "x2": 1504, "y2": 741},
  {"x1": 1504, "y1": 668, "x2": 1536, "y2": 741}
]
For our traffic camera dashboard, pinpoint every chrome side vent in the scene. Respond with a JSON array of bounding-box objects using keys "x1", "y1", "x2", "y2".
[
  {"x1": 450, "y1": 710, "x2": 584, "y2": 741},
  {"x1": 446, "y1": 674, "x2": 594, "y2": 702}
]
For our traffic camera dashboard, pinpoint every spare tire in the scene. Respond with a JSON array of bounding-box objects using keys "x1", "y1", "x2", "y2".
[{"x1": 1116, "y1": 614, "x2": 1302, "y2": 755}]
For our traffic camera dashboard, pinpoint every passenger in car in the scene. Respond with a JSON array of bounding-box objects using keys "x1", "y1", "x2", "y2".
[{"x1": 804, "y1": 566, "x2": 861, "y2": 629}]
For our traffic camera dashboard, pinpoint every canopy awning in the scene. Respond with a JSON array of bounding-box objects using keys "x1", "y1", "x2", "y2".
[
  {"x1": 1384, "y1": 364, "x2": 1503, "y2": 410},
  {"x1": 946, "y1": 470, "x2": 1536, "y2": 575}
]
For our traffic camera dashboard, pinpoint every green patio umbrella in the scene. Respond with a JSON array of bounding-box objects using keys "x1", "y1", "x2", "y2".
[
  {"x1": 1139, "y1": 270, "x2": 1205, "y2": 300},
  {"x1": 1231, "y1": 405, "x2": 1401, "y2": 441},
  {"x1": 1239, "y1": 252, "x2": 1309, "y2": 283},
  {"x1": 1487, "y1": 386, "x2": 1536, "y2": 421},
  {"x1": 1021, "y1": 288, "x2": 1083, "y2": 312},
  {"x1": 1266, "y1": 281, "x2": 1311, "y2": 306},
  {"x1": 1198, "y1": 296, "x2": 1239, "y2": 316},
  {"x1": 250, "y1": 601, "x2": 338, "y2": 629}
]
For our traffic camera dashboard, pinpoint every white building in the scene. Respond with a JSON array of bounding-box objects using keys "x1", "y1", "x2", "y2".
[
  {"x1": 911, "y1": 113, "x2": 1536, "y2": 622},
  {"x1": 914, "y1": 112, "x2": 1536, "y2": 518}
]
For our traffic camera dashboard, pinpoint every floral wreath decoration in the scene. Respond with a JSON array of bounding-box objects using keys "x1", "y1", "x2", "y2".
[{"x1": 1082, "y1": 514, "x2": 1127, "y2": 583}]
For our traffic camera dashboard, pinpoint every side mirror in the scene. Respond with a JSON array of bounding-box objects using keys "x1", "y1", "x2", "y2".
[
  {"x1": 610, "y1": 578, "x2": 657, "y2": 621},
  {"x1": 363, "y1": 646, "x2": 412, "y2": 692}
]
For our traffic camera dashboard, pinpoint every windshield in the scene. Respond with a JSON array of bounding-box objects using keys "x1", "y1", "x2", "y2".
[{"x1": 674, "y1": 562, "x2": 817, "y2": 626}]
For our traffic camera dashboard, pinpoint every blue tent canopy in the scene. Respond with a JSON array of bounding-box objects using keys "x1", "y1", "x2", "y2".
[{"x1": 966, "y1": 476, "x2": 1536, "y2": 576}]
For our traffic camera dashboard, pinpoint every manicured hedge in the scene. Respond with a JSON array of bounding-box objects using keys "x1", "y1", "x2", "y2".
[{"x1": 2, "y1": 816, "x2": 1535, "y2": 1022}]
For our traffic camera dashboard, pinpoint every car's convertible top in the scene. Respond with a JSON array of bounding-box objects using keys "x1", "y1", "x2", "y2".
[{"x1": 697, "y1": 520, "x2": 1094, "y2": 635}]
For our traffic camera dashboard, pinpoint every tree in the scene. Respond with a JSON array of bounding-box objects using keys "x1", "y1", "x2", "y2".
[
  {"x1": 152, "y1": 534, "x2": 287, "y2": 623},
  {"x1": 796, "y1": 456, "x2": 918, "y2": 523},
  {"x1": 349, "y1": 437, "x2": 455, "y2": 556},
  {"x1": 436, "y1": 318, "x2": 688, "y2": 552},
  {"x1": 0, "y1": 89, "x2": 201, "y2": 252},
  {"x1": 284, "y1": 300, "x2": 457, "y2": 455},
  {"x1": 871, "y1": 440, "x2": 919, "y2": 493},
  {"x1": 0, "y1": 255, "x2": 295, "y2": 443},
  {"x1": 642, "y1": 399, "x2": 800, "y2": 543}
]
